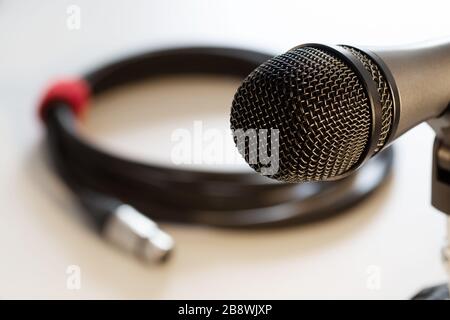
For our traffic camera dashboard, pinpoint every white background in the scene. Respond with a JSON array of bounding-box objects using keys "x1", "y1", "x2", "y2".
[{"x1": 1, "y1": 0, "x2": 449, "y2": 299}]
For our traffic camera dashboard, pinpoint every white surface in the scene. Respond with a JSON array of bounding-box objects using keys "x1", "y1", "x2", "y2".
[{"x1": 1, "y1": 0, "x2": 450, "y2": 299}]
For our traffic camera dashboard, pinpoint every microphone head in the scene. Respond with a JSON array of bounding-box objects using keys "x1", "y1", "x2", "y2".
[{"x1": 230, "y1": 45, "x2": 396, "y2": 183}]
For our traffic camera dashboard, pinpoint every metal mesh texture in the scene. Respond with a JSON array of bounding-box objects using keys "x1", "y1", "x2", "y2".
[
  {"x1": 340, "y1": 46, "x2": 394, "y2": 153},
  {"x1": 230, "y1": 46, "x2": 388, "y2": 183}
]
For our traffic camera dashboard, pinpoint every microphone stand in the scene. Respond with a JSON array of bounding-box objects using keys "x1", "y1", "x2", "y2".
[{"x1": 413, "y1": 111, "x2": 450, "y2": 299}]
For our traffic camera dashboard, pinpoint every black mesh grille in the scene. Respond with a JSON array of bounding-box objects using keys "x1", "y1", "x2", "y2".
[
  {"x1": 230, "y1": 46, "x2": 375, "y2": 183},
  {"x1": 341, "y1": 46, "x2": 394, "y2": 153}
]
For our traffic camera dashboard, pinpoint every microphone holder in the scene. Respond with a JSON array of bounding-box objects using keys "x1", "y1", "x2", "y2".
[{"x1": 412, "y1": 110, "x2": 450, "y2": 299}]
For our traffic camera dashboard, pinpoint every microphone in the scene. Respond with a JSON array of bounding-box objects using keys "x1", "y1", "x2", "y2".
[{"x1": 230, "y1": 40, "x2": 450, "y2": 183}]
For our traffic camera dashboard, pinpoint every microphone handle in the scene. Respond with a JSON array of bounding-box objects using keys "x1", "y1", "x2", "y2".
[{"x1": 363, "y1": 39, "x2": 450, "y2": 140}]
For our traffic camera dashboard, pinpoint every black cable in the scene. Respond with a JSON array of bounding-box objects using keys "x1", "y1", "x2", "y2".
[{"x1": 40, "y1": 47, "x2": 395, "y2": 262}]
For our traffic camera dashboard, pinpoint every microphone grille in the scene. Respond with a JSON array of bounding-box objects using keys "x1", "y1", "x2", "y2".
[
  {"x1": 341, "y1": 46, "x2": 394, "y2": 153},
  {"x1": 230, "y1": 46, "x2": 393, "y2": 182}
]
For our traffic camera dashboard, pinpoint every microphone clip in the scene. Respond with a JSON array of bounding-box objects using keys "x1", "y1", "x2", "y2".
[{"x1": 412, "y1": 109, "x2": 450, "y2": 300}]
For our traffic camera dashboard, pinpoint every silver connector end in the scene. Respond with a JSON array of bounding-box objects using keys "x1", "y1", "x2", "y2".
[{"x1": 103, "y1": 205, "x2": 174, "y2": 263}]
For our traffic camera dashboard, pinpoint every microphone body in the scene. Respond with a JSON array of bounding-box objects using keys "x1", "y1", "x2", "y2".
[
  {"x1": 372, "y1": 40, "x2": 450, "y2": 139},
  {"x1": 230, "y1": 40, "x2": 450, "y2": 183}
]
